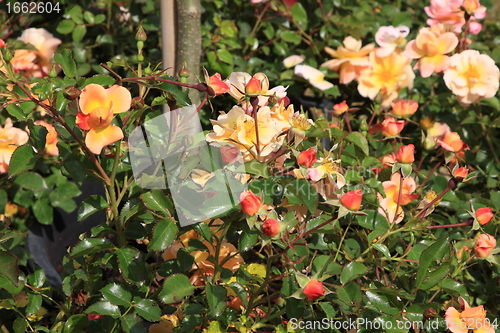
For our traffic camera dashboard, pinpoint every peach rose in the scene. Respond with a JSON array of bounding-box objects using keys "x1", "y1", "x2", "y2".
[
  {"x1": 0, "y1": 118, "x2": 29, "y2": 174},
  {"x1": 474, "y1": 233, "x2": 496, "y2": 258},
  {"x1": 437, "y1": 131, "x2": 469, "y2": 153},
  {"x1": 443, "y1": 50, "x2": 500, "y2": 106},
  {"x1": 381, "y1": 117, "x2": 405, "y2": 137},
  {"x1": 396, "y1": 144, "x2": 415, "y2": 164}
]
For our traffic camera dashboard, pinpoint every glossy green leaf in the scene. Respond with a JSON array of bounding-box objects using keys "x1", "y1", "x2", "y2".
[
  {"x1": 85, "y1": 301, "x2": 120, "y2": 318},
  {"x1": 245, "y1": 159, "x2": 270, "y2": 178},
  {"x1": 206, "y1": 284, "x2": 227, "y2": 317},
  {"x1": 148, "y1": 218, "x2": 178, "y2": 251},
  {"x1": 77, "y1": 195, "x2": 109, "y2": 221},
  {"x1": 70, "y1": 238, "x2": 115, "y2": 258},
  {"x1": 365, "y1": 291, "x2": 400, "y2": 316},
  {"x1": 63, "y1": 315, "x2": 89, "y2": 333},
  {"x1": 340, "y1": 262, "x2": 367, "y2": 284},
  {"x1": 55, "y1": 49, "x2": 77, "y2": 78},
  {"x1": 346, "y1": 132, "x2": 369, "y2": 156},
  {"x1": 120, "y1": 314, "x2": 146, "y2": 333},
  {"x1": 84, "y1": 75, "x2": 116, "y2": 87},
  {"x1": 116, "y1": 247, "x2": 147, "y2": 286},
  {"x1": 291, "y1": 2, "x2": 308, "y2": 29},
  {"x1": 33, "y1": 198, "x2": 53, "y2": 225},
  {"x1": 57, "y1": 20, "x2": 75, "y2": 34},
  {"x1": 141, "y1": 189, "x2": 173, "y2": 217},
  {"x1": 0, "y1": 250, "x2": 19, "y2": 287},
  {"x1": 159, "y1": 274, "x2": 194, "y2": 304},
  {"x1": 6, "y1": 104, "x2": 27, "y2": 121},
  {"x1": 72, "y1": 25, "x2": 87, "y2": 43},
  {"x1": 26, "y1": 293, "x2": 42, "y2": 316},
  {"x1": 419, "y1": 262, "x2": 450, "y2": 290},
  {"x1": 416, "y1": 237, "x2": 450, "y2": 288},
  {"x1": 134, "y1": 298, "x2": 161, "y2": 322},
  {"x1": 8, "y1": 145, "x2": 39, "y2": 177},
  {"x1": 439, "y1": 278, "x2": 468, "y2": 298},
  {"x1": 101, "y1": 283, "x2": 132, "y2": 307},
  {"x1": 14, "y1": 172, "x2": 48, "y2": 192}
]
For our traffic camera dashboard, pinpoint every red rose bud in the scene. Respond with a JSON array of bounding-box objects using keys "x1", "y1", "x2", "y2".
[
  {"x1": 208, "y1": 73, "x2": 230, "y2": 96},
  {"x1": 333, "y1": 100, "x2": 349, "y2": 115},
  {"x1": 262, "y1": 218, "x2": 280, "y2": 237},
  {"x1": 453, "y1": 167, "x2": 468, "y2": 182},
  {"x1": 303, "y1": 279, "x2": 325, "y2": 301},
  {"x1": 297, "y1": 147, "x2": 317, "y2": 167},
  {"x1": 340, "y1": 189, "x2": 363, "y2": 211},
  {"x1": 220, "y1": 145, "x2": 240, "y2": 164},
  {"x1": 63, "y1": 86, "x2": 81, "y2": 100},
  {"x1": 476, "y1": 207, "x2": 493, "y2": 226},
  {"x1": 396, "y1": 144, "x2": 415, "y2": 164},
  {"x1": 245, "y1": 76, "x2": 262, "y2": 95},
  {"x1": 239, "y1": 190, "x2": 262, "y2": 216}
]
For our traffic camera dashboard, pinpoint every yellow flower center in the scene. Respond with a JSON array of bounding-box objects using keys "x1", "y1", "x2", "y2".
[
  {"x1": 290, "y1": 115, "x2": 311, "y2": 131},
  {"x1": 425, "y1": 190, "x2": 441, "y2": 206}
]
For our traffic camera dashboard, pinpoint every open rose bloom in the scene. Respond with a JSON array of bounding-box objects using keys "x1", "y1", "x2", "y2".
[
  {"x1": 10, "y1": 28, "x2": 61, "y2": 78},
  {"x1": 0, "y1": 118, "x2": 29, "y2": 174},
  {"x1": 445, "y1": 297, "x2": 495, "y2": 333}
]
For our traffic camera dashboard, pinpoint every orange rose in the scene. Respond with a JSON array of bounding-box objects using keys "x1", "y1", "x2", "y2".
[
  {"x1": 438, "y1": 132, "x2": 469, "y2": 153},
  {"x1": 208, "y1": 73, "x2": 230, "y2": 96},
  {"x1": 396, "y1": 144, "x2": 415, "y2": 164},
  {"x1": 340, "y1": 189, "x2": 363, "y2": 211},
  {"x1": 445, "y1": 298, "x2": 494, "y2": 333},
  {"x1": 262, "y1": 218, "x2": 280, "y2": 237},
  {"x1": 476, "y1": 207, "x2": 493, "y2": 226},
  {"x1": 332, "y1": 100, "x2": 349, "y2": 115},
  {"x1": 453, "y1": 167, "x2": 468, "y2": 182},
  {"x1": 391, "y1": 99, "x2": 418, "y2": 117},
  {"x1": 474, "y1": 233, "x2": 496, "y2": 258},
  {"x1": 381, "y1": 117, "x2": 405, "y2": 137},
  {"x1": 303, "y1": 279, "x2": 325, "y2": 301},
  {"x1": 239, "y1": 190, "x2": 262, "y2": 216},
  {"x1": 297, "y1": 147, "x2": 317, "y2": 168},
  {"x1": 77, "y1": 84, "x2": 131, "y2": 154}
]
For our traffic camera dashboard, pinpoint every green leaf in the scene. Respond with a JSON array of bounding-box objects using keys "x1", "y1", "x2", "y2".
[
  {"x1": 134, "y1": 298, "x2": 161, "y2": 322},
  {"x1": 206, "y1": 284, "x2": 227, "y2": 317},
  {"x1": 0, "y1": 250, "x2": 19, "y2": 287},
  {"x1": 72, "y1": 25, "x2": 87, "y2": 43},
  {"x1": 49, "y1": 182, "x2": 81, "y2": 203},
  {"x1": 86, "y1": 301, "x2": 120, "y2": 318},
  {"x1": 84, "y1": 75, "x2": 116, "y2": 87},
  {"x1": 291, "y1": 3, "x2": 308, "y2": 29},
  {"x1": 340, "y1": 262, "x2": 367, "y2": 284},
  {"x1": 239, "y1": 223, "x2": 259, "y2": 252},
  {"x1": 419, "y1": 262, "x2": 450, "y2": 290},
  {"x1": 13, "y1": 318, "x2": 26, "y2": 333},
  {"x1": 83, "y1": 11, "x2": 95, "y2": 24},
  {"x1": 101, "y1": 283, "x2": 132, "y2": 307},
  {"x1": 116, "y1": 247, "x2": 147, "y2": 286},
  {"x1": 77, "y1": 195, "x2": 109, "y2": 221},
  {"x1": 217, "y1": 49, "x2": 234, "y2": 65},
  {"x1": 57, "y1": 20, "x2": 75, "y2": 34},
  {"x1": 14, "y1": 172, "x2": 48, "y2": 192},
  {"x1": 281, "y1": 30, "x2": 302, "y2": 44},
  {"x1": 159, "y1": 274, "x2": 194, "y2": 304},
  {"x1": 439, "y1": 278, "x2": 468, "y2": 298},
  {"x1": 245, "y1": 160, "x2": 270, "y2": 178},
  {"x1": 372, "y1": 244, "x2": 391, "y2": 259},
  {"x1": 120, "y1": 314, "x2": 146, "y2": 333},
  {"x1": 27, "y1": 122, "x2": 48, "y2": 152},
  {"x1": 373, "y1": 316, "x2": 408, "y2": 333},
  {"x1": 33, "y1": 198, "x2": 53, "y2": 225},
  {"x1": 346, "y1": 132, "x2": 369, "y2": 156},
  {"x1": 63, "y1": 315, "x2": 89, "y2": 333},
  {"x1": 64, "y1": 160, "x2": 86, "y2": 183},
  {"x1": 8, "y1": 145, "x2": 39, "y2": 177},
  {"x1": 70, "y1": 238, "x2": 115, "y2": 258},
  {"x1": 158, "y1": 77, "x2": 191, "y2": 106},
  {"x1": 286, "y1": 179, "x2": 318, "y2": 213},
  {"x1": 416, "y1": 237, "x2": 450, "y2": 288},
  {"x1": 26, "y1": 293, "x2": 42, "y2": 316},
  {"x1": 141, "y1": 190, "x2": 173, "y2": 216},
  {"x1": 6, "y1": 104, "x2": 27, "y2": 120},
  {"x1": 148, "y1": 218, "x2": 178, "y2": 251},
  {"x1": 55, "y1": 49, "x2": 77, "y2": 78},
  {"x1": 365, "y1": 291, "x2": 400, "y2": 316}
]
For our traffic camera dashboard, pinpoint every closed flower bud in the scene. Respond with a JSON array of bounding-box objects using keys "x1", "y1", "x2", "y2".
[
  {"x1": 340, "y1": 189, "x2": 363, "y2": 211},
  {"x1": 396, "y1": 144, "x2": 415, "y2": 164},
  {"x1": 239, "y1": 190, "x2": 261, "y2": 216},
  {"x1": 262, "y1": 218, "x2": 280, "y2": 237},
  {"x1": 453, "y1": 167, "x2": 468, "y2": 182},
  {"x1": 332, "y1": 100, "x2": 349, "y2": 115},
  {"x1": 178, "y1": 61, "x2": 190, "y2": 78},
  {"x1": 131, "y1": 97, "x2": 145, "y2": 110},
  {"x1": 303, "y1": 279, "x2": 325, "y2": 301},
  {"x1": 391, "y1": 99, "x2": 418, "y2": 117},
  {"x1": 474, "y1": 233, "x2": 496, "y2": 258},
  {"x1": 476, "y1": 207, "x2": 493, "y2": 226},
  {"x1": 135, "y1": 25, "x2": 147, "y2": 41},
  {"x1": 63, "y1": 86, "x2": 81, "y2": 100},
  {"x1": 297, "y1": 147, "x2": 317, "y2": 168},
  {"x1": 382, "y1": 117, "x2": 405, "y2": 137}
]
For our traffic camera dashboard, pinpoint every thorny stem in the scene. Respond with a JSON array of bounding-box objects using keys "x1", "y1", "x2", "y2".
[{"x1": 426, "y1": 218, "x2": 473, "y2": 229}]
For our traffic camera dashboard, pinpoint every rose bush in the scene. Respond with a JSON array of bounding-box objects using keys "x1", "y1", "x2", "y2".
[{"x1": 0, "y1": 0, "x2": 499, "y2": 332}]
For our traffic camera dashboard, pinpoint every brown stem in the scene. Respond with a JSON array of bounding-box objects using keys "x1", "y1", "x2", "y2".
[
  {"x1": 251, "y1": 97, "x2": 261, "y2": 156},
  {"x1": 421, "y1": 158, "x2": 443, "y2": 186},
  {"x1": 426, "y1": 218, "x2": 473, "y2": 229},
  {"x1": 343, "y1": 112, "x2": 352, "y2": 133}
]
